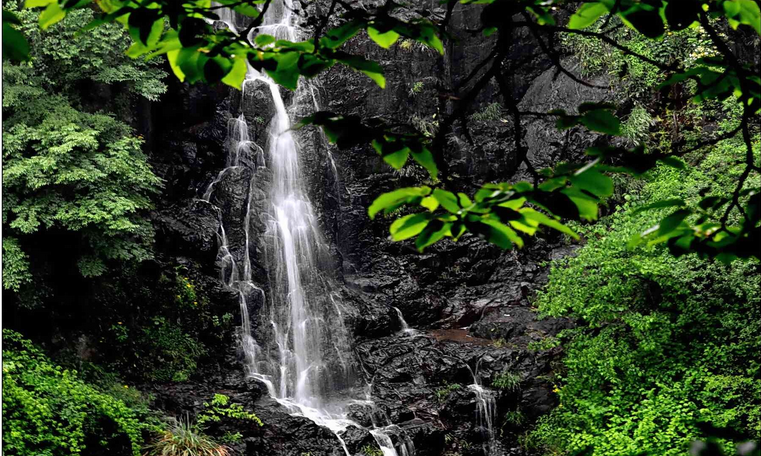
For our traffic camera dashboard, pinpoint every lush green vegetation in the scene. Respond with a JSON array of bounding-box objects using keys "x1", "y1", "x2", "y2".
[
  {"x1": 528, "y1": 22, "x2": 761, "y2": 456},
  {"x1": 2, "y1": 6, "x2": 165, "y2": 304},
  {"x1": 2, "y1": 330, "x2": 159, "y2": 456}
]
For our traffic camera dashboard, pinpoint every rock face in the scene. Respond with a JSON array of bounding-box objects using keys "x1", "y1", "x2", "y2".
[{"x1": 138, "y1": 3, "x2": 601, "y2": 455}]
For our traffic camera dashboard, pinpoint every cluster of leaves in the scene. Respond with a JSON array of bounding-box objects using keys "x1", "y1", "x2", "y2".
[
  {"x1": 5, "y1": 0, "x2": 758, "y2": 261},
  {"x1": 529, "y1": 143, "x2": 761, "y2": 454},
  {"x1": 2, "y1": 6, "x2": 165, "y2": 300},
  {"x1": 361, "y1": 444, "x2": 385, "y2": 456},
  {"x1": 2, "y1": 330, "x2": 158, "y2": 456},
  {"x1": 10, "y1": 0, "x2": 444, "y2": 91},
  {"x1": 492, "y1": 372, "x2": 521, "y2": 391},
  {"x1": 196, "y1": 393, "x2": 263, "y2": 428}
]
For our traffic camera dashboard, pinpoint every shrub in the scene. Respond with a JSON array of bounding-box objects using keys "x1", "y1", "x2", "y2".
[
  {"x1": 197, "y1": 394, "x2": 263, "y2": 428},
  {"x1": 143, "y1": 420, "x2": 229, "y2": 456},
  {"x1": 1, "y1": 330, "x2": 154, "y2": 456},
  {"x1": 492, "y1": 372, "x2": 521, "y2": 391}
]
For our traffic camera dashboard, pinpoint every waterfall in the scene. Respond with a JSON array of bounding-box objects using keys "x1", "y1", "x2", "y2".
[
  {"x1": 467, "y1": 361, "x2": 498, "y2": 456},
  {"x1": 393, "y1": 307, "x2": 417, "y2": 336},
  {"x1": 202, "y1": 2, "x2": 413, "y2": 454}
]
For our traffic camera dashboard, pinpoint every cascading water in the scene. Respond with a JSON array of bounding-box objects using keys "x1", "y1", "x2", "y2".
[
  {"x1": 467, "y1": 361, "x2": 498, "y2": 456},
  {"x1": 202, "y1": 2, "x2": 413, "y2": 455}
]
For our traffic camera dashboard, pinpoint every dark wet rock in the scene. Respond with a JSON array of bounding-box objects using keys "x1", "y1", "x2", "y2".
[{"x1": 153, "y1": 199, "x2": 220, "y2": 261}]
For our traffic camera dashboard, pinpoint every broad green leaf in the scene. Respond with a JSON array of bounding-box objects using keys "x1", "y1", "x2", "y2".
[
  {"x1": 657, "y1": 209, "x2": 691, "y2": 236},
  {"x1": 2, "y1": 22, "x2": 29, "y2": 61},
  {"x1": 167, "y1": 49, "x2": 185, "y2": 81},
  {"x1": 568, "y1": 2, "x2": 608, "y2": 29},
  {"x1": 520, "y1": 208, "x2": 580, "y2": 239},
  {"x1": 320, "y1": 20, "x2": 364, "y2": 49},
  {"x1": 433, "y1": 189, "x2": 460, "y2": 213},
  {"x1": 580, "y1": 109, "x2": 621, "y2": 135},
  {"x1": 368, "y1": 187, "x2": 432, "y2": 219},
  {"x1": 410, "y1": 147, "x2": 438, "y2": 179},
  {"x1": 480, "y1": 219, "x2": 523, "y2": 248},
  {"x1": 416, "y1": 220, "x2": 451, "y2": 251},
  {"x1": 561, "y1": 188, "x2": 599, "y2": 221},
  {"x1": 725, "y1": 0, "x2": 761, "y2": 34},
  {"x1": 368, "y1": 27, "x2": 399, "y2": 48},
  {"x1": 383, "y1": 147, "x2": 410, "y2": 169},
  {"x1": 420, "y1": 196, "x2": 439, "y2": 212},
  {"x1": 25, "y1": 0, "x2": 54, "y2": 7},
  {"x1": 222, "y1": 56, "x2": 248, "y2": 88},
  {"x1": 39, "y1": 2, "x2": 65, "y2": 29},
  {"x1": 390, "y1": 213, "x2": 433, "y2": 241},
  {"x1": 570, "y1": 169, "x2": 613, "y2": 197},
  {"x1": 255, "y1": 34, "x2": 276, "y2": 46}
]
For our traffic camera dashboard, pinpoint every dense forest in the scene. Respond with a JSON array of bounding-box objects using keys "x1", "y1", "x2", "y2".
[{"x1": 2, "y1": 0, "x2": 759, "y2": 455}]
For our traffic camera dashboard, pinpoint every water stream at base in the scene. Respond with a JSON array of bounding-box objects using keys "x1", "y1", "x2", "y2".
[{"x1": 201, "y1": 2, "x2": 412, "y2": 455}]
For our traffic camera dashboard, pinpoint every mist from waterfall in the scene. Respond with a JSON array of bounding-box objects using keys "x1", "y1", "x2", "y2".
[{"x1": 202, "y1": 2, "x2": 412, "y2": 455}]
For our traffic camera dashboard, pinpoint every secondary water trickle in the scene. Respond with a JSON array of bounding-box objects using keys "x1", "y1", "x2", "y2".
[{"x1": 201, "y1": 2, "x2": 413, "y2": 454}]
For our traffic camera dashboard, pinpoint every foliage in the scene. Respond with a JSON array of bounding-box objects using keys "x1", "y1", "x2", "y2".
[
  {"x1": 530, "y1": 134, "x2": 761, "y2": 454},
  {"x1": 470, "y1": 102, "x2": 502, "y2": 122},
  {"x1": 435, "y1": 382, "x2": 463, "y2": 402},
  {"x1": 143, "y1": 419, "x2": 229, "y2": 456},
  {"x1": 197, "y1": 394, "x2": 263, "y2": 428},
  {"x1": 361, "y1": 444, "x2": 384, "y2": 456},
  {"x1": 492, "y1": 372, "x2": 521, "y2": 391},
  {"x1": 7, "y1": 0, "x2": 759, "y2": 261},
  {"x1": 139, "y1": 316, "x2": 206, "y2": 382},
  {"x1": 2, "y1": 6, "x2": 165, "y2": 298},
  {"x1": 1, "y1": 329, "x2": 156, "y2": 456}
]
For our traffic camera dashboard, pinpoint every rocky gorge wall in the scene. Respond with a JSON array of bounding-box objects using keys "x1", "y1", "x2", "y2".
[{"x1": 139, "y1": 3, "x2": 610, "y2": 455}]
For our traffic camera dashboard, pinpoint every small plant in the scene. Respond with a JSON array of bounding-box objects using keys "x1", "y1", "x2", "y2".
[
  {"x1": 620, "y1": 104, "x2": 654, "y2": 142},
  {"x1": 492, "y1": 372, "x2": 521, "y2": 391},
  {"x1": 492, "y1": 338, "x2": 507, "y2": 348},
  {"x1": 470, "y1": 102, "x2": 502, "y2": 122},
  {"x1": 408, "y1": 81, "x2": 424, "y2": 97},
  {"x1": 219, "y1": 432, "x2": 242, "y2": 444},
  {"x1": 527, "y1": 336, "x2": 561, "y2": 352},
  {"x1": 503, "y1": 410, "x2": 527, "y2": 427},
  {"x1": 361, "y1": 444, "x2": 384, "y2": 456},
  {"x1": 143, "y1": 419, "x2": 229, "y2": 456},
  {"x1": 410, "y1": 114, "x2": 439, "y2": 138},
  {"x1": 435, "y1": 382, "x2": 462, "y2": 402},
  {"x1": 197, "y1": 394, "x2": 263, "y2": 428},
  {"x1": 175, "y1": 270, "x2": 200, "y2": 308}
]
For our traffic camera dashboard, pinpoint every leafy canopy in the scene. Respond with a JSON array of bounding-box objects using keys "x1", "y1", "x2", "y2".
[
  {"x1": 4, "y1": 0, "x2": 759, "y2": 262},
  {"x1": 2, "y1": 6, "x2": 165, "y2": 293}
]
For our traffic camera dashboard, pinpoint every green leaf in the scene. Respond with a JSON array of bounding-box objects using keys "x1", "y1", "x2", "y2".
[
  {"x1": 433, "y1": 189, "x2": 460, "y2": 213},
  {"x1": 561, "y1": 188, "x2": 599, "y2": 221},
  {"x1": 520, "y1": 208, "x2": 580, "y2": 240},
  {"x1": 390, "y1": 213, "x2": 433, "y2": 241},
  {"x1": 725, "y1": 0, "x2": 761, "y2": 34},
  {"x1": 368, "y1": 26, "x2": 399, "y2": 48},
  {"x1": 320, "y1": 20, "x2": 364, "y2": 49},
  {"x1": 568, "y1": 2, "x2": 608, "y2": 29},
  {"x1": 570, "y1": 169, "x2": 613, "y2": 197},
  {"x1": 255, "y1": 34, "x2": 276, "y2": 46},
  {"x1": 579, "y1": 109, "x2": 621, "y2": 135},
  {"x1": 39, "y1": 2, "x2": 65, "y2": 29},
  {"x1": 657, "y1": 209, "x2": 691, "y2": 236},
  {"x1": 420, "y1": 196, "x2": 440, "y2": 212},
  {"x1": 410, "y1": 147, "x2": 438, "y2": 179},
  {"x1": 2, "y1": 22, "x2": 30, "y2": 62},
  {"x1": 416, "y1": 220, "x2": 451, "y2": 251},
  {"x1": 479, "y1": 219, "x2": 523, "y2": 248},
  {"x1": 368, "y1": 187, "x2": 432, "y2": 219},
  {"x1": 222, "y1": 56, "x2": 248, "y2": 89}
]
